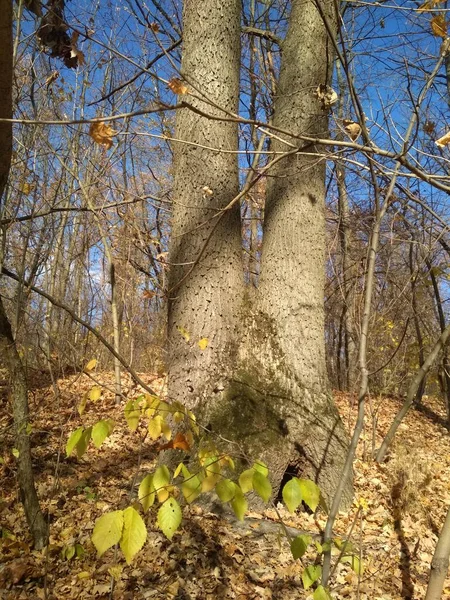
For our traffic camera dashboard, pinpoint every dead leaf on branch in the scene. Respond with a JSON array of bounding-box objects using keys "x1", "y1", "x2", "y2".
[
  {"x1": 168, "y1": 77, "x2": 189, "y2": 95},
  {"x1": 435, "y1": 131, "x2": 450, "y2": 147},
  {"x1": 417, "y1": 0, "x2": 445, "y2": 12},
  {"x1": 89, "y1": 121, "x2": 118, "y2": 149},
  {"x1": 45, "y1": 70, "x2": 59, "y2": 88},
  {"x1": 159, "y1": 432, "x2": 191, "y2": 452},
  {"x1": 431, "y1": 14, "x2": 447, "y2": 38},
  {"x1": 343, "y1": 119, "x2": 361, "y2": 141},
  {"x1": 423, "y1": 120, "x2": 435, "y2": 134},
  {"x1": 316, "y1": 84, "x2": 338, "y2": 109}
]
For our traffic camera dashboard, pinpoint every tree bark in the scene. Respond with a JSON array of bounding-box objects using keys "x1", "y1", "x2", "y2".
[
  {"x1": 0, "y1": 0, "x2": 48, "y2": 549},
  {"x1": 168, "y1": 0, "x2": 244, "y2": 409},
  {"x1": 0, "y1": 299, "x2": 49, "y2": 549},
  {"x1": 168, "y1": 0, "x2": 353, "y2": 509},
  {"x1": 424, "y1": 504, "x2": 450, "y2": 600},
  {"x1": 246, "y1": 0, "x2": 352, "y2": 507}
]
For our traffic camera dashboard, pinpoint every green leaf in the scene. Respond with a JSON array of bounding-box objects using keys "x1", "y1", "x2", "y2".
[
  {"x1": 92, "y1": 420, "x2": 114, "y2": 448},
  {"x1": 181, "y1": 474, "x2": 202, "y2": 504},
  {"x1": 12, "y1": 448, "x2": 19, "y2": 458},
  {"x1": 238, "y1": 468, "x2": 254, "y2": 493},
  {"x1": 230, "y1": 484, "x2": 247, "y2": 521},
  {"x1": 252, "y1": 470, "x2": 272, "y2": 503},
  {"x1": 157, "y1": 498, "x2": 182, "y2": 540},
  {"x1": 76, "y1": 427, "x2": 92, "y2": 458},
  {"x1": 66, "y1": 427, "x2": 84, "y2": 457},
  {"x1": 120, "y1": 507, "x2": 147, "y2": 564},
  {"x1": 138, "y1": 475, "x2": 155, "y2": 512},
  {"x1": 313, "y1": 585, "x2": 332, "y2": 600},
  {"x1": 282, "y1": 478, "x2": 302, "y2": 513},
  {"x1": 215, "y1": 478, "x2": 236, "y2": 503},
  {"x1": 92, "y1": 511, "x2": 124, "y2": 558},
  {"x1": 124, "y1": 399, "x2": 140, "y2": 431},
  {"x1": 341, "y1": 554, "x2": 363, "y2": 575},
  {"x1": 290, "y1": 534, "x2": 311, "y2": 559},
  {"x1": 252, "y1": 461, "x2": 269, "y2": 477},
  {"x1": 298, "y1": 479, "x2": 320, "y2": 512},
  {"x1": 302, "y1": 565, "x2": 322, "y2": 590}
]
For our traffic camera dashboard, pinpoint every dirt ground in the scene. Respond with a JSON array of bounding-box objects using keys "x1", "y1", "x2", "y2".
[{"x1": 1, "y1": 371, "x2": 450, "y2": 599}]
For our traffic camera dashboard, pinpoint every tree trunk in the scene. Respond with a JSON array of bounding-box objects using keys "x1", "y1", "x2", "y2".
[
  {"x1": 0, "y1": 299, "x2": 49, "y2": 548},
  {"x1": 424, "y1": 504, "x2": 450, "y2": 600},
  {"x1": 0, "y1": 0, "x2": 48, "y2": 550},
  {"x1": 168, "y1": 0, "x2": 244, "y2": 409},
  {"x1": 168, "y1": 0, "x2": 352, "y2": 509},
  {"x1": 246, "y1": 0, "x2": 352, "y2": 508},
  {"x1": 0, "y1": 0, "x2": 12, "y2": 207},
  {"x1": 376, "y1": 321, "x2": 450, "y2": 462}
]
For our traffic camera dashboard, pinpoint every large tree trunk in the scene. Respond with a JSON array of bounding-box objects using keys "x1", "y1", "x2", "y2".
[
  {"x1": 168, "y1": 0, "x2": 244, "y2": 406},
  {"x1": 241, "y1": 0, "x2": 352, "y2": 507},
  {"x1": 168, "y1": 0, "x2": 352, "y2": 509}
]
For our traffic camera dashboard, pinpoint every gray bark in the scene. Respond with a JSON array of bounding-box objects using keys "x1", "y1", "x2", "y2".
[
  {"x1": 248, "y1": 0, "x2": 353, "y2": 507},
  {"x1": 168, "y1": 0, "x2": 353, "y2": 509},
  {"x1": 425, "y1": 504, "x2": 450, "y2": 600},
  {"x1": 168, "y1": 0, "x2": 244, "y2": 408}
]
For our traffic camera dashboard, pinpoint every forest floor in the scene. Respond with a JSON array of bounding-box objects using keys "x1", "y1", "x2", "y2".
[{"x1": 1, "y1": 370, "x2": 450, "y2": 599}]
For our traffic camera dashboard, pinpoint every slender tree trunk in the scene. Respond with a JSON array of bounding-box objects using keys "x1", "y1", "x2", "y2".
[
  {"x1": 0, "y1": 0, "x2": 48, "y2": 550},
  {"x1": 409, "y1": 241, "x2": 426, "y2": 403},
  {"x1": 0, "y1": 300, "x2": 49, "y2": 549},
  {"x1": 426, "y1": 254, "x2": 450, "y2": 426},
  {"x1": 376, "y1": 322, "x2": 450, "y2": 462},
  {"x1": 424, "y1": 504, "x2": 450, "y2": 600},
  {"x1": 335, "y1": 62, "x2": 357, "y2": 392}
]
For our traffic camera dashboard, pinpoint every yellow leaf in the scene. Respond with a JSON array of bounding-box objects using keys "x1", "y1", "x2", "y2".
[
  {"x1": 161, "y1": 419, "x2": 172, "y2": 441},
  {"x1": 431, "y1": 14, "x2": 447, "y2": 38},
  {"x1": 436, "y1": 131, "x2": 450, "y2": 147},
  {"x1": 148, "y1": 416, "x2": 163, "y2": 440},
  {"x1": 84, "y1": 358, "x2": 97, "y2": 371},
  {"x1": 168, "y1": 77, "x2": 188, "y2": 95},
  {"x1": 89, "y1": 386, "x2": 102, "y2": 401},
  {"x1": 157, "y1": 488, "x2": 169, "y2": 503},
  {"x1": 177, "y1": 326, "x2": 190, "y2": 342},
  {"x1": 198, "y1": 337, "x2": 209, "y2": 350},
  {"x1": 77, "y1": 571, "x2": 91, "y2": 579},
  {"x1": 20, "y1": 182, "x2": 34, "y2": 194},
  {"x1": 89, "y1": 121, "x2": 117, "y2": 149}
]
